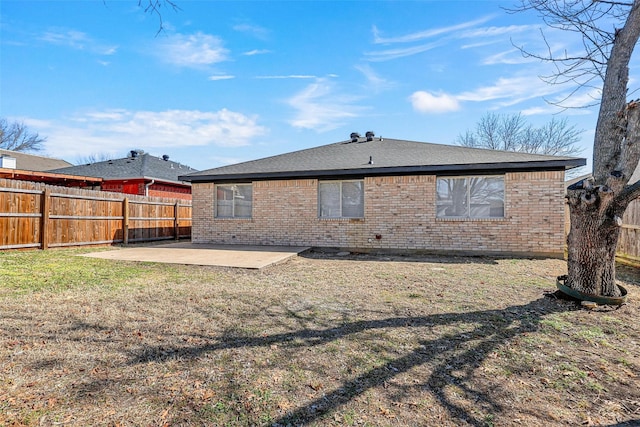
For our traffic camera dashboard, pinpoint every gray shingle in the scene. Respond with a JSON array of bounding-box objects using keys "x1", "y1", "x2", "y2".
[
  {"x1": 181, "y1": 137, "x2": 585, "y2": 182},
  {"x1": 52, "y1": 153, "x2": 198, "y2": 183},
  {"x1": 0, "y1": 149, "x2": 72, "y2": 171}
]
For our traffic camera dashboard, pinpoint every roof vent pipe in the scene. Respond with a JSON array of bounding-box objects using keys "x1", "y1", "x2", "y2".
[
  {"x1": 162, "y1": 154, "x2": 169, "y2": 161},
  {"x1": 365, "y1": 131, "x2": 375, "y2": 141},
  {"x1": 350, "y1": 132, "x2": 360, "y2": 142},
  {"x1": 368, "y1": 156, "x2": 374, "y2": 165}
]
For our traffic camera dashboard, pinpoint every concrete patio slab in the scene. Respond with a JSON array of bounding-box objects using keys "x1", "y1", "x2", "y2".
[{"x1": 80, "y1": 242, "x2": 310, "y2": 269}]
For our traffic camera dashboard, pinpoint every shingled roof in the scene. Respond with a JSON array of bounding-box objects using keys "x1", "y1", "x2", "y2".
[
  {"x1": 0, "y1": 149, "x2": 72, "y2": 171},
  {"x1": 181, "y1": 136, "x2": 585, "y2": 183},
  {"x1": 53, "y1": 152, "x2": 198, "y2": 184}
]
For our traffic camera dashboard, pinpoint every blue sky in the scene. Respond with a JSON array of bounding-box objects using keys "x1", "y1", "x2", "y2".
[{"x1": 0, "y1": 0, "x2": 615, "y2": 171}]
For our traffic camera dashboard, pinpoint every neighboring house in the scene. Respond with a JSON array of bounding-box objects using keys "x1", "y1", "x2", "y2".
[
  {"x1": 0, "y1": 148, "x2": 72, "y2": 171},
  {"x1": 0, "y1": 149, "x2": 101, "y2": 187},
  {"x1": 53, "y1": 151, "x2": 198, "y2": 200},
  {"x1": 181, "y1": 133, "x2": 585, "y2": 257}
]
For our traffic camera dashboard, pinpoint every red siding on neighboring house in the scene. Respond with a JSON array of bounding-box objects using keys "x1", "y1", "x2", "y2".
[
  {"x1": 101, "y1": 180, "x2": 145, "y2": 196},
  {"x1": 148, "y1": 183, "x2": 192, "y2": 200},
  {"x1": 100, "y1": 179, "x2": 191, "y2": 200}
]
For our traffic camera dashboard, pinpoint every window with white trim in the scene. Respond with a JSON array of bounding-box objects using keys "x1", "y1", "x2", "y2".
[
  {"x1": 215, "y1": 184, "x2": 253, "y2": 218},
  {"x1": 318, "y1": 180, "x2": 364, "y2": 218},
  {"x1": 436, "y1": 176, "x2": 504, "y2": 219}
]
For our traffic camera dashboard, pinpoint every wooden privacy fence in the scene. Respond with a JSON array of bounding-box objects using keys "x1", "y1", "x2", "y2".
[
  {"x1": 617, "y1": 197, "x2": 640, "y2": 267},
  {"x1": 0, "y1": 178, "x2": 191, "y2": 250}
]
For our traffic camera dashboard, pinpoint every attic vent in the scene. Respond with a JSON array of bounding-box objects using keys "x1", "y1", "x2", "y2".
[
  {"x1": 130, "y1": 150, "x2": 138, "y2": 158},
  {"x1": 162, "y1": 154, "x2": 169, "y2": 161},
  {"x1": 365, "y1": 131, "x2": 375, "y2": 141},
  {"x1": 0, "y1": 155, "x2": 17, "y2": 169},
  {"x1": 350, "y1": 132, "x2": 360, "y2": 142}
]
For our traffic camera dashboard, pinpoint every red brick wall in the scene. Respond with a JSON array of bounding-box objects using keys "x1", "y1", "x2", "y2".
[{"x1": 191, "y1": 171, "x2": 566, "y2": 256}]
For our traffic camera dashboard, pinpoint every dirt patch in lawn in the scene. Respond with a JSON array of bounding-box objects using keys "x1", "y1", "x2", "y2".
[{"x1": 0, "y1": 248, "x2": 639, "y2": 426}]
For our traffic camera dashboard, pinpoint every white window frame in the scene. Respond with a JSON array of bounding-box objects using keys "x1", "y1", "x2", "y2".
[
  {"x1": 436, "y1": 175, "x2": 505, "y2": 219},
  {"x1": 215, "y1": 183, "x2": 253, "y2": 218},
  {"x1": 318, "y1": 179, "x2": 365, "y2": 219}
]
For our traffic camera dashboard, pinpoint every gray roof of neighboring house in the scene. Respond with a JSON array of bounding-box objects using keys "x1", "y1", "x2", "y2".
[
  {"x1": 0, "y1": 149, "x2": 72, "y2": 171},
  {"x1": 181, "y1": 136, "x2": 586, "y2": 182},
  {"x1": 52, "y1": 153, "x2": 198, "y2": 184}
]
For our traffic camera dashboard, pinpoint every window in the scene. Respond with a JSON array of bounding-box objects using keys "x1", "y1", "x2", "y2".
[
  {"x1": 215, "y1": 184, "x2": 253, "y2": 218},
  {"x1": 436, "y1": 176, "x2": 504, "y2": 219},
  {"x1": 318, "y1": 180, "x2": 364, "y2": 218}
]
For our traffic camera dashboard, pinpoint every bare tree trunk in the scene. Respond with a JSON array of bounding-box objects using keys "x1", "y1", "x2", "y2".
[
  {"x1": 562, "y1": 2, "x2": 640, "y2": 297},
  {"x1": 566, "y1": 199, "x2": 622, "y2": 297}
]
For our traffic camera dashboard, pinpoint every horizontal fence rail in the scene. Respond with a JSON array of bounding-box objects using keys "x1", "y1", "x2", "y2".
[{"x1": 0, "y1": 178, "x2": 191, "y2": 250}]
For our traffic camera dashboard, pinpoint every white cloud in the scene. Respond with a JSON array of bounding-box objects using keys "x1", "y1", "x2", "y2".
[
  {"x1": 208, "y1": 75, "x2": 235, "y2": 81},
  {"x1": 409, "y1": 70, "x2": 598, "y2": 114},
  {"x1": 81, "y1": 110, "x2": 129, "y2": 121},
  {"x1": 287, "y1": 79, "x2": 366, "y2": 131},
  {"x1": 36, "y1": 109, "x2": 267, "y2": 160},
  {"x1": 461, "y1": 40, "x2": 502, "y2": 50},
  {"x1": 354, "y1": 64, "x2": 394, "y2": 92},
  {"x1": 549, "y1": 88, "x2": 602, "y2": 110},
  {"x1": 232, "y1": 23, "x2": 270, "y2": 40},
  {"x1": 460, "y1": 24, "x2": 539, "y2": 39},
  {"x1": 160, "y1": 32, "x2": 229, "y2": 67},
  {"x1": 243, "y1": 49, "x2": 271, "y2": 56},
  {"x1": 457, "y1": 76, "x2": 560, "y2": 104},
  {"x1": 366, "y1": 17, "x2": 495, "y2": 62},
  {"x1": 520, "y1": 106, "x2": 558, "y2": 116},
  {"x1": 209, "y1": 156, "x2": 248, "y2": 166},
  {"x1": 372, "y1": 16, "x2": 493, "y2": 44},
  {"x1": 368, "y1": 20, "x2": 546, "y2": 67},
  {"x1": 520, "y1": 93, "x2": 597, "y2": 116},
  {"x1": 255, "y1": 75, "x2": 317, "y2": 79},
  {"x1": 482, "y1": 48, "x2": 536, "y2": 65},
  {"x1": 39, "y1": 29, "x2": 117, "y2": 55},
  {"x1": 364, "y1": 41, "x2": 444, "y2": 62},
  {"x1": 409, "y1": 91, "x2": 460, "y2": 113}
]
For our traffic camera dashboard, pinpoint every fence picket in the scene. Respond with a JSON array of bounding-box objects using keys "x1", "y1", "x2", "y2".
[{"x1": 0, "y1": 178, "x2": 191, "y2": 250}]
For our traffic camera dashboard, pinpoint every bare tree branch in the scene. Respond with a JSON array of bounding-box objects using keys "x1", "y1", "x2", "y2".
[
  {"x1": 456, "y1": 113, "x2": 583, "y2": 157},
  {"x1": 0, "y1": 118, "x2": 46, "y2": 152},
  {"x1": 137, "y1": 0, "x2": 180, "y2": 35}
]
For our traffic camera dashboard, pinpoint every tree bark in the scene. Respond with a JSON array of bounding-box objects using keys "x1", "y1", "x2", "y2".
[
  {"x1": 564, "y1": 1, "x2": 640, "y2": 297},
  {"x1": 566, "y1": 186, "x2": 622, "y2": 297}
]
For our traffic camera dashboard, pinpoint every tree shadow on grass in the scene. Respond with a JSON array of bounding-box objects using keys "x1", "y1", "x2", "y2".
[
  {"x1": 604, "y1": 421, "x2": 640, "y2": 427},
  {"x1": 299, "y1": 249, "x2": 505, "y2": 265},
  {"x1": 126, "y1": 294, "x2": 579, "y2": 426},
  {"x1": 617, "y1": 262, "x2": 640, "y2": 284}
]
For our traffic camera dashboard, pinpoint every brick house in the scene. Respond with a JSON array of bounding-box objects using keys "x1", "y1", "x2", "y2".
[
  {"x1": 53, "y1": 151, "x2": 198, "y2": 200},
  {"x1": 181, "y1": 133, "x2": 585, "y2": 257}
]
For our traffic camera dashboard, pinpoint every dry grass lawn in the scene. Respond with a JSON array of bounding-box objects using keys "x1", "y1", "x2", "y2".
[{"x1": 0, "y1": 247, "x2": 639, "y2": 426}]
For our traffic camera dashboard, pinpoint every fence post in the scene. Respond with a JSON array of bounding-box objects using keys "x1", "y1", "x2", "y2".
[
  {"x1": 123, "y1": 198, "x2": 129, "y2": 245},
  {"x1": 40, "y1": 189, "x2": 50, "y2": 250},
  {"x1": 174, "y1": 201, "x2": 180, "y2": 240}
]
